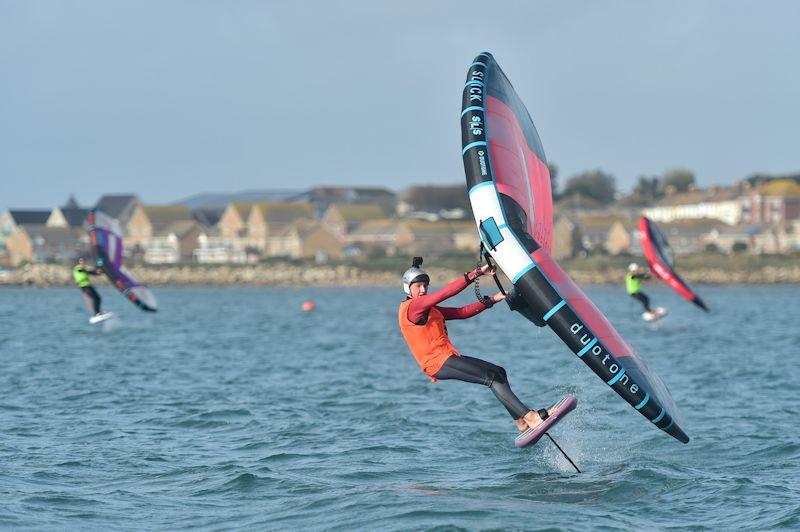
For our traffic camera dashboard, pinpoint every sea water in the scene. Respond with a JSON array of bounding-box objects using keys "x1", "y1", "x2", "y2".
[{"x1": 0, "y1": 284, "x2": 798, "y2": 530}]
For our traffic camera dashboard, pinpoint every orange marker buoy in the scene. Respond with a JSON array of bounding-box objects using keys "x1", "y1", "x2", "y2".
[{"x1": 301, "y1": 301, "x2": 315, "y2": 312}]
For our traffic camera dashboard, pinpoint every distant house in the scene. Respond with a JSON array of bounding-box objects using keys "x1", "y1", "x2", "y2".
[
  {"x1": 651, "y1": 218, "x2": 724, "y2": 255},
  {"x1": 347, "y1": 219, "x2": 416, "y2": 256},
  {"x1": 270, "y1": 220, "x2": 343, "y2": 260},
  {"x1": 249, "y1": 201, "x2": 316, "y2": 253},
  {"x1": 322, "y1": 204, "x2": 387, "y2": 241},
  {"x1": 0, "y1": 210, "x2": 52, "y2": 265},
  {"x1": 191, "y1": 207, "x2": 225, "y2": 230},
  {"x1": 705, "y1": 224, "x2": 762, "y2": 253},
  {"x1": 46, "y1": 207, "x2": 89, "y2": 229},
  {"x1": 1, "y1": 209, "x2": 51, "y2": 236},
  {"x1": 46, "y1": 196, "x2": 90, "y2": 229},
  {"x1": 449, "y1": 221, "x2": 479, "y2": 251},
  {"x1": 94, "y1": 194, "x2": 142, "y2": 225},
  {"x1": 217, "y1": 203, "x2": 251, "y2": 241},
  {"x1": 193, "y1": 229, "x2": 248, "y2": 264},
  {"x1": 642, "y1": 186, "x2": 743, "y2": 225},
  {"x1": 145, "y1": 220, "x2": 203, "y2": 264},
  {"x1": 5, "y1": 226, "x2": 87, "y2": 265},
  {"x1": 552, "y1": 215, "x2": 582, "y2": 260},
  {"x1": 574, "y1": 214, "x2": 623, "y2": 253},
  {"x1": 606, "y1": 221, "x2": 634, "y2": 255},
  {"x1": 404, "y1": 221, "x2": 464, "y2": 255},
  {"x1": 741, "y1": 179, "x2": 800, "y2": 224},
  {"x1": 126, "y1": 205, "x2": 200, "y2": 263},
  {"x1": 397, "y1": 185, "x2": 468, "y2": 220}
]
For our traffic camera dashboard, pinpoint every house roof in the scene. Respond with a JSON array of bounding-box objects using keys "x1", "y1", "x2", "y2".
[
  {"x1": 758, "y1": 179, "x2": 800, "y2": 198},
  {"x1": 95, "y1": 194, "x2": 139, "y2": 219},
  {"x1": 192, "y1": 207, "x2": 225, "y2": 228},
  {"x1": 653, "y1": 186, "x2": 741, "y2": 207},
  {"x1": 161, "y1": 220, "x2": 199, "y2": 238},
  {"x1": 575, "y1": 213, "x2": 636, "y2": 230},
  {"x1": 328, "y1": 203, "x2": 386, "y2": 222},
  {"x1": 142, "y1": 205, "x2": 194, "y2": 232},
  {"x1": 349, "y1": 219, "x2": 405, "y2": 237},
  {"x1": 21, "y1": 225, "x2": 85, "y2": 247},
  {"x1": 59, "y1": 207, "x2": 89, "y2": 227},
  {"x1": 253, "y1": 201, "x2": 315, "y2": 224},
  {"x1": 7, "y1": 210, "x2": 51, "y2": 225},
  {"x1": 656, "y1": 218, "x2": 727, "y2": 237},
  {"x1": 278, "y1": 219, "x2": 329, "y2": 239},
  {"x1": 310, "y1": 186, "x2": 395, "y2": 199},
  {"x1": 713, "y1": 223, "x2": 763, "y2": 237},
  {"x1": 229, "y1": 202, "x2": 253, "y2": 217}
]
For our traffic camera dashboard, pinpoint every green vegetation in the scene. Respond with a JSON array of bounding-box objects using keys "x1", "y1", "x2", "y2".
[{"x1": 562, "y1": 170, "x2": 616, "y2": 205}]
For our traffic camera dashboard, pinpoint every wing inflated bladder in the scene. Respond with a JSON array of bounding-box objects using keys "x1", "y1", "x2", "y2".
[
  {"x1": 640, "y1": 216, "x2": 708, "y2": 312},
  {"x1": 460, "y1": 52, "x2": 688, "y2": 443},
  {"x1": 88, "y1": 209, "x2": 158, "y2": 312}
]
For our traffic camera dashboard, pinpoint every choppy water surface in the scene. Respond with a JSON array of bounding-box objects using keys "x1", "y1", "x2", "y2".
[{"x1": 1, "y1": 284, "x2": 799, "y2": 530}]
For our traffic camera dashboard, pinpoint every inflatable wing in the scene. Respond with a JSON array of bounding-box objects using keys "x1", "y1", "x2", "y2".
[
  {"x1": 640, "y1": 216, "x2": 708, "y2": 311},
  {"x1": 461, "y1": 52, "x2": 688, "y2": 443},
  {"x1": 88, "y1": 209, "x2": 158, "y2": 312}
]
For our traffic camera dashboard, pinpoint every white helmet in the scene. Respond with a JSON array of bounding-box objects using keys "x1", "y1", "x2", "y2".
[
  {"x1": 402, "y1": 256, "x2": 430, "y2": 295},
  {"x1": 628, "y1": 262, "x2": 639, "y2": 272}
]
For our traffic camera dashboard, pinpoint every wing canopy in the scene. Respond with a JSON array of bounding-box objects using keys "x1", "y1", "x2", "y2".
[
  {"x1": 640, "y1": 217, "x2": 708, "y2": 312},
  {"x1": 88, "y1": 209, "x2": 158, "y2": 312},
  {"x1": 461, "y1": 53, "x2": 688, "y2": 443}
]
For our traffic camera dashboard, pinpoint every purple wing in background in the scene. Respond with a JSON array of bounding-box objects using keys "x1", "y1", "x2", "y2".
[{"x1": 88, "y1": 209, "x2": 158, "y2": 312}]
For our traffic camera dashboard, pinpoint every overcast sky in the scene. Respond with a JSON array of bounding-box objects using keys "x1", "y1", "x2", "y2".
[{"x1": 2, "y1": 1, "x2": 799, "y2": 209}]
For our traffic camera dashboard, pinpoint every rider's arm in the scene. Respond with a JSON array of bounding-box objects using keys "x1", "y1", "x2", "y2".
[
  {"x1": 406, "y1": 268, "x2": 483, "y2": 324},
  {"x1": 438, "y1": 299, "x2": 494, "y2": 320}
]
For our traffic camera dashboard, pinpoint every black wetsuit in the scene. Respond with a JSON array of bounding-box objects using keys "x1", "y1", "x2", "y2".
[
  {"x1": 82, "y1": 286, "x2": 102, "y2": 314},
  {"x1": 631, "y1": 291, "x2": 652, "y2": 313},
  {"x1": 433, "y1": 355, "x2": 530, "y2": 419}
]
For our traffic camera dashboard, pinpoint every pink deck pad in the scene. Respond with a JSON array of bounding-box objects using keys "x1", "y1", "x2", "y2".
[{"x1": 515, "y1": 395, "x2": 577, "y2": 448}]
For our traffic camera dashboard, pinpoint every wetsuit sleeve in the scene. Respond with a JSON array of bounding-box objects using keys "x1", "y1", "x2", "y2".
[
  {"x1": 438, "y1": 299, "x2": 493, "y2": 320},
  {"x1": 406, "y1": 269, "x2": 483, "y2": 324}
]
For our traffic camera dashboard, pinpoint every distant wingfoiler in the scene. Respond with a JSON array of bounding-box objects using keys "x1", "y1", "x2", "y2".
[
  {"x1": 460, "y1": 52, "x2": 688, "y2": 443},
  {"x1": 88, "y1": 209, "x2": 158, "y2": 312},
  {"x1": 639, "y1": 216, "x2": 708, "y2": 312}
]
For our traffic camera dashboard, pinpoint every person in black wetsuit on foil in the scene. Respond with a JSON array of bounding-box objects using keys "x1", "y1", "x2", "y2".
[
  {"x1": 397, "y1": 256, "x2": 560, "y2": 434},
  {"x1": 73, "y1": 257, "x2": 103, "y2": 316},
  {"x1": 626, "y1": 262, "x2": 653, "y2": 313}
]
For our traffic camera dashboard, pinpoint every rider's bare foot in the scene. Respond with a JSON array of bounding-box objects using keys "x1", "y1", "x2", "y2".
[
  {"x1": 514, "y1": 418, "x2": 528, "y2": 432},
  {"x1": 522, "y1": 405, "x2": 557, "y2": 431}
]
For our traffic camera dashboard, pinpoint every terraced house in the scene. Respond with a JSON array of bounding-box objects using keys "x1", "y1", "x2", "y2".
[{"x1": 126, "y1": 205, "x2": 201, "y2": 263}]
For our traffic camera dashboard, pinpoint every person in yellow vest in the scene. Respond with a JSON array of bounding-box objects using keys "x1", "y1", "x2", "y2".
[
  {"x1": 626, "y1": 263, "x2": 653, "y2": 313},
  {"x1": 73, "y1": 257, "x2": 103, "y2": 316},
  {"x1": 397, "y1": 257, "x2": 561, "y2": 434}
]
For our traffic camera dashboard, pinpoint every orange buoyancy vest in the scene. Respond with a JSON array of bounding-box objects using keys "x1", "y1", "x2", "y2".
[{"x1": 398, "y1": 299, "x2": 459, "y2": 379}]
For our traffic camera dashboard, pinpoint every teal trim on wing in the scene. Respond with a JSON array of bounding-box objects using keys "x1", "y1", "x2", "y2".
[
  {"x1": 469, "y1": 62, "x2": 488, "y2": 69},
  {"x1": 577, "y1": 338, "x2": 598, "y2": 357},
  {"x1": 607, "y1": 368, "x2": 627, "y2": 385},
  {"x1": 543, "y1": 300, "x2": 566, "y2": 321},
  {"x1": 511, "y1": 262, "x2": 537, "y2": 283},
  {"x1": 662, "y1": 419, "x2": 674, "y2": 432},
  {"x1": 635, "y1": 393, "x2": 650, "y2": 410},
  {"x1": 462, "y1": 141, "x2": 487, "y2": 155},
  {"x1": 652, "y1": 407, "x2": 666, "y2": 424},
  {"x1": 461, "y1": 105, "x2": 485, "y2": 117},
  {"x1": 468, "y1": 181, "x2": 493, "y2": 196}
]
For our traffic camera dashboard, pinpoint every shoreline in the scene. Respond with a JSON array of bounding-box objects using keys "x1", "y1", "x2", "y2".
[{"x1": 3, "y1": 259, "x2": 800, "y2": 286}]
